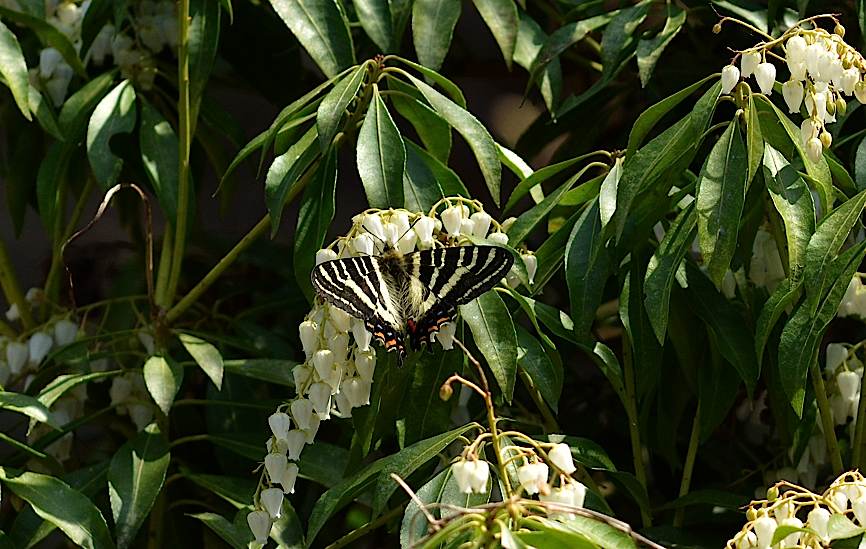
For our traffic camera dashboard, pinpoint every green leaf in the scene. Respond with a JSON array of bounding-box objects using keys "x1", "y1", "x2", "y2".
[
  {"x1": 513, "y1": 12, "x2": 561, "y2": 112},
  {"x1": 182, "y1": 471, "x2": 255, "y2": 508},
  {"x1": 828, "y1": 514, "x2": 865, "y2": 540},
  {"x1": 635, "y1": 5, "x2": 685, "y2": 87},
  {"x1": 294, "y1": 148, "x2": 338, "y2": 299},
  {"x1": 0, "y1": 19, "x2": 30, "y2": 120},
  {"x1": 58, "y1": 71, "x2": 116, "y2": 139},
  {"x1": 36, "y1": 371, "x2": 119, "y2": 409},
  {"x1": 461, "y1": 292, "x2": 518, "y2": 402},
  {"x1": 357, "y1": 87, "x2": 406, "y2": 208},
  {"x1": 143, "y1": 355, "x2": 183, "y2": 416},
  {"x1": 108, "y1": 423, "x2": 170, "y2": 549},
  {"x1": 524, "y1": 516, "x2": 636, "y2": 549},
  {"x1": 400, "y1": 469, "x2": 447, "y2": 546},
  {"x1": 402, "y1": 142, "x2": 447, "y2": 211},
  {"x1": 308, "y1": 424, "x2": 474, "y2": 543},
  {"x1": 404, "y1": 72, "x2": 501, "y2": 205},
  {"x1": 855, "y1": 135, "x2": 866, "y2": 192},
  {"x1": 517, "y1": 326, "x2": 562, "y2": 411},
  {"x1": 528, "y1": 13, "x2": 613, "y2": 90},
  {"x1": 189, "y1": 0, "x2": 220, "y2": 116},
  {"x1": 516, "y1": 529, "x2": 596, "y2": 548},
  {"x1": 264, "y1": 125, "x2": 319, "y2": 236},
  {"x1": 503, "y1": 154, "x2": 589, "y2": 214},
  {"x1": 391, "y1": 57, "x2": 466, "y2": 106},
  {"x1": 355, "y1": 0, "x2": 394, "y2": 51},
  {"x1": 565, "y1": 199, "x2": 610, "y2": 344},
  {"x1": 316, "y1": 63, "x2": 367, "y2": 151},
  {"x1": 746, "y1": 93, "x2": 764, "y2": 183},
  {"x1": 696, "y1": 120, "x2": 748, "y2": 286},
  {"x1": 178, "y1": 333, "x2": 224, "y2": 390},
  {"x1": 585, "y1": 342, "x2": 628, "y2": 409},
  {"x1": 400, "y1": 349, "x2": 461, "y2": 445},
  {"x1": 222, "y1": 359, "x2": 297, "y2": 386},
  {"x1": 405, "y1": 139, "x2": 468, "y2": 199},
  {"x1": 0, "y1": 6, "x2": 86, "y2": 78},
  {"x1": 411, "y1": 0, "x2": 461, "y2": 71},
  {"x1": 471, "y1": 0, "x2": 518, "y2": 68},
  {"x1": 0, "y1": 467, "x2": 115, "y2": 549},
  {"x1": 763, "y1": 144, "x2": 815, "y2": 283},
  {"x1": 0, "y1": 392, "x2": 60, "y2": 429},
  {"x1": 599, "y1": 157, "x2": 623, "y2": 228},
  {"x1": 620, "y1": 261, "x2": 662, "y2": 397},
  {"x1": 86, "y1": 79, "x2": 137, "y2": 189},
  {"x1": 626, "y1": 74, "x2": 718, "y2": 156},
  {"x1": 600, "y1": 2, "x2": 649, "y2": 75},
  {"x1": 804, "y1": 188, "x2": 866, "y2": 311},
  {"x1": 754, "y1": 278, "x2": 801, "y2": 367},
  {"x1": 189, "y1": 513, "x2": 250, "y2": 549},
  {"x1": 268, "y1": 0, "x2": 355, "y2": 78},
  {"x1": 139, "y1": 100, "x2": 179, "y2": 219},
  {"x1": 36, "y1": 142, "x2": 72, "y2": 235},
  {"x1": 388, "y1": 77, "x2": 451, "y2": 163},
  {"x1": 26, "y1": 86, "x2": 62, "y2": 140}
]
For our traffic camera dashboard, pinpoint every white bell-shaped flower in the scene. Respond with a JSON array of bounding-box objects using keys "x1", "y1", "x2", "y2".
[
  {"x1": 354, "y1": 349, "x2": 376, "y2": 382},
  {"x1": 343, "y1": 377, "x2": 371, "y2": 407},
  {"x1": 441, "y1": 206, "x2": 464, "y2": 236},
  {"x1": 831, "y1": 394, "x2": 850, "y2": 424},
  {"x1": 816, "y1": 49, "x2": 836, "y2": 82},
  {"x1": 351, "y1": 319, "x2": 372, "y2": 351},
  {"x1": 390, "y1": 211, "x2": 410, "y2": 236},
  {"x1": 459, "y1": 218, "x2": 474, "y2": 237},
  {"x1": 805, "y1": 137, "x2": 823, "y2": 163},
  {"x1": 352, "y1": 233, "x2": 375, "y2": 256},
  {"x1": 468, "y1": 460, "x2": 489, "y2": 493},
  {"x1": 268, "y1": 412, "x2": 292, "y2": 440},
  {"x1": 540, "y1": 480, "x2": 587, "y2": 519},
  {"x1": 303, "y1": 414, "x2": 321, "y2": 444},
  {"x1": 280, "y1": 463, "x2": 299, "y2": 494},
  {"x1": 782, "y1": 80, "x2": 804, "y2": 113},
  {"x1": 308, "y1": 382, "x2": 332, "y2": 419},
  {"x1": 328, "y1": 333, "x2": 350, "y2": 362},
  {"x1": 505, "y1": 269, "x2": 521, "y2": 289},
  {"x1": 312, "y1": 349, "x2": 335, "y2": 382},
  {"x1": 805, "y1": 43, "x2": 824, "y2": 78},
  {"x1": 487, "y1": 232, "x2": 508, "y2": 245},
  {"x1": 39, "y1": 47, "x2": 63, "y2": 79},
  {"x1": 361, "y1": 214, "x2": 387, "y2": 242},
  {"x1": 470, "y1": 211, "x2": 492, "y2": 237},
  {"x1": 826, "y1": 343, "x2": 849, "y2": 374},
  {"x1": 755, "y1": 62, "x2": 776, "y2": 95},
  {"x1": 853, "y1": 499, "x2": 866, "y2": 526},
  {"x1": 830, "y1": 488, "x2": 850, "y2": 511},
  {"x1": 451, "y1": 459, "x2": 475, "y2": 494},
  {"x1": 786, "y1": 35, "x2": 807, "y2": 65},
  {"x1": 414, "y1": 216, "x2": 436, "y2": 248},
  {"x1": 28, "y1": 332, "x2": 53, "y2": 364},
  {"x1": 838, "y1": 371, "x2": 861, "y2": 401},
  {"x1": 265, "y1": 453, "x2": 288, "y2": 482},
  {"x1": 855, "y1": 81, "x2": 866, "y2": 104},
  {"x1": 384, "y1": 222, "x2": 400, "y2": 248},
  {"x1": 5, "y1": 304, "x2": 19, "y2": 322},
  {"x1": 109, "y1": 376, "x2": 132, "y2": 405},
  {"x1": 807, "y1": 506, "x2": 830, "y2": 539},
  {"x1": 721, "y1": 65, "x2": 740, "y2": 94},
  {"x1": 517, "y1": 462, "x2": 549, "y2": 495},
  {"x1": 285, "y1": 429, "x2": 306, "y2": 460},
  {"x1": 6, "y1": 341, "x2": 28, "y2": 374},
  {"x1": 788, "y1": 60, "x2": 807, "y2": 82},
  {"x1": 292, "y1": 364, "x2": 312, "y2": 390},
  {"x1": 841, "y1": 68, "x2": 859, "y2": 95},
  {"x1": 260, "y1": 487, "x2": 284, "y2": 519},
  {"x1": 435, "y1": 322, "x2": 456, "y2": 350},
  {"x1": 290, "y1": 398, "x2": 314, "y2": 430},
  {"x1": 773, "y1": 500, "x2": 795, "y2": 522},
  {"x1": 734, "y1": 530, "x2": 758, "y2": 549},
  {"x1": 548, "y1": 443, "x2": 576, "y2": 474},
  {"x1": 741, "y1": 51, "x2": 760, "y2": 77},
  {"x1": 246, "y1": 510, "x2": 272, "y2": 544},
  {"x1": 137, "y1": 331, "x2": 155, "y2": 354},
  {"x1": 753, "y1": 514, "x2": 777, "y2": 549},
  {"x1": 315, "y1": 248, "x2": 337, "y2": 265},
  {"x1": 299, "y1": 320, "x2": 320, "y2": 359},
  {"x1": 53, "y1": 319, "x2": 78, "y2": 347},
  {"x1": 800, "y1": 118, "x2": 819, "y2": 145},
  {"x1": 398, "y1": 230, "x2": 418, "y2": 254},
  {"x1": 778, "y1": 517, "x2": 803, "y2": 547},
  {"x1": 335, "y1": 392, "x2": 353, "y2": 417},
  {"x1": 522, "y1": 254, "x2": 537, "y2": 285}
]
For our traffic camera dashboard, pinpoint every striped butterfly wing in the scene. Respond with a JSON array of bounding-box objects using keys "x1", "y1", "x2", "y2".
[
  {"x1": 406, "y1": 245, "x2": 514, "y2": 350},
  {"x1": 311, "y1": 255, "x2": 407, "y2": 358}
]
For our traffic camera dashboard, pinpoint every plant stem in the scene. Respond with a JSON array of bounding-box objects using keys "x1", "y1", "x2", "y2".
[
  {"x1": 673, "y1": 405, "x2": 701, "y2": 528},
  {"x1": 44, "y1": 177, "x2": 95, "y2": 307},
  {"x1": 621, "y1": 331, "x2": 651, "y2": 527},
  {"x1": 517, "y1": 369, "x2": 559, "y2": 432},
  {"x1": 154, "y1": 229, "x2": 173, "y2": 307},
  {"x1": 325, "y1": 506, "x2": 404, "y2": 549},
  {"x1": 0, "y1": 237, "x2": 33, "y2": 330},
  {"x1": 164, "y1": 0, "x2": 192, "y2": 307},
  {"x1": 811, "y1": 361, "x2": 844, "y2": 474},
  {"x1": 0, "y1": 318, "x2": 14, "y2": 338},
  {"x1": 165, "y1": 215, "x2": 270, "y2": 324}
]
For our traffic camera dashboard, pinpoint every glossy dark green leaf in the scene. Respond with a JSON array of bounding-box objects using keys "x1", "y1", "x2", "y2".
[
  {"x1": 405, "y1": 140, "x2": 468, "y2": 199},
  {"x1": 36, "y1": 141, "x2": 71, "y2": 235},
  {"x1": 828, "y1": 514, "x2": 864, "y2": 540},
  {"x1": 461, "y1": 292, "x2": 518, "y2": 401},
  {"x1": 86, "y1": 79, "x2": 137, "y2": 189},
  {"x1": 855, "y1": 135, "x2": 866, "y2": 192},
  {"x1": 803, "y1": 188, "x2": 866, "y2": 311},
  {"x1": 513, "y1": 12, "x2": 561, "y2": 112},
  {"x1": 516, "y1": 326, "x2": 562, "y2": 411},
  {"x1": 400, "y1": 469, "x2": 448, "y2": 546},
  {"x1": 402, "y1": 139, "x2": 448, "y2": 211},
  {"x1": 746, "y1": 93, "x2": 764, "y2": 183},
  {"x1": 696, "y1": 120, "x2": 747, "y2": 286},
  {"x1": 139, "y1": 100, "x2": 179, "y2": 219},
  {"x1": 142, "y1": 355, "x2": 183, "y2": 416},
  {"x1": 36, "y1": 371, "x2": 118, "y2": 409},
  {"x1": 391, "y1": 57, "x2": 466, "y2": 106},
  {"x1": 400, "y1": 349, "x2": 461, "y2": 445},
  {"x1": 58, "y1": 71, "x2": 116, "y2": 139},
  {"x1": 0, "y1": 19, "x2": 31, "y2": 120},
  {"x1": 388, "y1": 77, "x2": 451, "y2": 163},
  {"x1": 223, "y1": 359, "x2": 297, "y2": 386},
  {"x1": 189, "y1": 0, "x2": 221, "y2": 115},
  {"x1": 294, "y1": 148, "x2": 338, "y2": 298},
  {"x1": 404, "y1": 73, "x2": 501, "y2": 205},
  {"x1": 528, "y1": 13, "x2": 613, "y2": 89},
  {"x1": 189, "y1": 513, "x2": 250, "y2": 549},
  {"x1": 411, "y1": 0, "x2": 461, "y2": 71},
  {"x1": 265, "y1": 125, "x2": 319, "y2": 236},
  {"x1": 503, "y1": 154, "x2": 589, "y2": 214},
  {"x1": 355, "y1": 0, "x2": 394, "y2": 51},
  {"x1": 763, "y1": 144, "x2": 815, "y2": 282},
  {"x1": 565, "y1": 200, "x2": 609, "y2": 344},
  {"x1": 0, "y1": 467, "x2": 115, "y2": 549},
  {"x1": 525, "y1": 516, "x2": 636, "y2": 549},
  {"x1": 182, "y1": 471, "x2": 255, "y2": 508},
  {"x1": 357, "y1": 87, "x2": 406, "y2": 208},
  {"x1": 0, "y1": 392, "x2": 60, "y2": 429},
  {"x1": 178, "y1": 333, "x2": 224, "y2": 390},
  {"x1": 516, "y1": 528, "x2": 596, "y2": 548},
  {"x1": 471, "y1": 0, "x2": 518, "y2": 68},
  {"x1": 599, "y1": 2, "x2": 649, "y2": 74},
  {"x1": 316, "y1": 64, "x2": 367, "y2": 151},
  {"x1": 80, "y1": 0, "x2": 112, "y2": 55},
  {"x1": 635, "y1": 4, "x2": 685, "y2": 86},
  {"x1": 268, "y1": 0, "x2": 355, "y2": 78},
  {"x1": 620, "y1": 263, "x2": 662, "y2": 397},
  {"x1": 754, "y1": 277, "x2": 802, "y2": 367},
  {"x1": 24, "y1": 86, "x2": 61, "y2": 141},
  {"x1": 0, "y1": 6, "x2": 86, "y2": 77},
  {"x1": 108, "y1": 423, "x2": 170, "y2": 549}
]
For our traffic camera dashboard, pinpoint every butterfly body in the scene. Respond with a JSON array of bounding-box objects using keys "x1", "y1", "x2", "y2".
[{"x1": 311, "y1": 245, "x2": 513, "y2": 364}]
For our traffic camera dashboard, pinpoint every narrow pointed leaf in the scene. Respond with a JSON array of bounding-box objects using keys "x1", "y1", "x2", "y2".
[
  {"x1": 0, "y1": 19, "x2": 31, "y2": 120},
  {"x1": 268, "y1": 0, "x2": 355, "y2": 77},
  {"x1": 472, "y1": 0, "x2": 518, "y2": 68},
  {"x1": 294, "y1": 148, "x2": 338, "y2": 298},
  {"x1": 355, "y1": 0, "x2": 394, "y2": 52},
  {"x1": 635, "y1": 5, "x2": 685, "y2": 86},
  {"x1": 513, "y1": 12, "x2": 561, "y2": 112},
  {"x1": 565, "y1": 200, "x2": 610, "y2": 344},
  {"x1": 411, "y1": 0, "x2": 461, "y2": 71},
  {"x1": 0, "y1": 392, "x2": 60, "y2": 429},
  {"x1": 178, "y1": 333, "x2": 224, "y2": 390},
  {"x1": 265, "y1": 125, "x2": 319, "y2": 236},
  {"x1": 357, "y1": 87, "x2": 406, "y2": 208},
  {"x1": 461, "y1": 292, "x2": 517, "y2": 401},
  {"x1": 142, "y1": 355, "x2": 183, "y2": 415},
  {"x1": 388, "y1": 77, "x2": 451, "y2": 163},
  {"x1": 140, "y1": 100, "x2": 179, "y2": 219},
  {"x1": 316, "y1": 64, "x2": 367, "y2": 150},
  {"x1": 86, "y1": 79, "x2": 137, "y2": 189}
]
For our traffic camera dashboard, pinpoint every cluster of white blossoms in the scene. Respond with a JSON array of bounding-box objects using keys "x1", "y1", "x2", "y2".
[
  {"x1": 839, "y1": 274, "x2": 866, "y2": 320},
  {"x1": 720, "y1": 18, "x2": 866, "y2": 162},
  {"x1": 825, "y1": 342, "x2": 863, "y2": 428},
  {"x1": 728, "y1": 471, "x2": 866, "y2": 548},
  {"x1": 21, "y1": 0, "x2": 177, "y2": 107},
  {"x1": 247, "y1": 200, "x2": 535, "y2": 543}
]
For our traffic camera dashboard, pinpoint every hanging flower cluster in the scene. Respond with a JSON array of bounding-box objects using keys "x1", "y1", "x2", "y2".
[
  {"x1": 727, "y1": 471, "x2": 866, "y2": 548},
  {"x1": 839, "y1": 274, "x2": 866, "y2": 320},
  {"x1": 247, "y1": 199, "x2": 534, "y2": 542},
  {"x1": 719, "y1": 17, "x2": 866, "y2": 162}
]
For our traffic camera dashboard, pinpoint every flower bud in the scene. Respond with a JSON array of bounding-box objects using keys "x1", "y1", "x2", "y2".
[
  {"x1": 6, "y1": 341, "x2": 28, "y2": 374},
  {"x1": 28, "y1": 332, "x2": 53, "y2": 365},
  {"x1": 517, "y1": 462, "x2": 549, "y2": 495},
  {"x1": 290, "y1": 399, "x2": 314, "y2": 430},
  {"x1": 548, "y1": 443, "x2": 576, "y2": 474},
  {"x1": 315, "y1": 248, "x2": 337, "y2": 265},
  {"x1": 781, "y1": 80, "x2": 803, "y2": 113},
  {"x1": 246, "y1": 510, "x2": 272, "y2": 544},
  {"x1": 835, "y1": 24, "x2": 846, "y2": 37},
  {"x1": 712, "y1": 23, "x2": 721, "y2": 33},
  {"x1": 766, "y1": 485, "x2": 779, "y2": 502},
  {"x1": 820, "y1": 130, "x2": 832, "y2": 149},
  {"x1": 260, "y1": 487, "x2": 284, "y2": 519},
  {"x1": 522, "y1": 254, "x2": 537, "y2": 285},
  {"x1": 286, "y1": 429, "x2": 306, "y2": 460},
  {"x1": 805, "y1": 137, "x2": 823, "y2": 163},
  {"x1": 439, "y1": 383, "x2": 453, "y2": 401},
  {"x1": 836, "y1": 97, "x2": 848, "y2": 116},
  {"x1": 268, "y1": 412, "x2": 291, "y2": 440},
  {"x1": 5, "y1": 304, "x2": 19, "y2": 322},
  {"x1": 741, "y1": 51, "x2": 760, "y2": 77},
  {"x1": 265, "y1": 453, "x2": 288, "y2": 483},
  {"x1": 755, "y1": 62, "x2": 776, "y2": 95},
  {"x1": 487, "y1": 232, "x2": 508, "y2": 245},
  {"x1": 855, "y1": 81, "x2": 866, "y2": 104},
  {"x1": 721, "y1": 64, "x2": 740, "y2": 94},
  {"x1": 441, "y1": 206, "x2": 464, "y2": 236},
  {"x1": 53, "y1": 319, "x2": 78, "y2": 347},
  {"x1": 280, "y1": 462, "x2": 299, "y2": 494},
  {"x1": 807, "y1": 506, "x2": 830, "y2": 538},
  {"x1": 470, "y1": 211, "x2": 492, "y2": 237}
]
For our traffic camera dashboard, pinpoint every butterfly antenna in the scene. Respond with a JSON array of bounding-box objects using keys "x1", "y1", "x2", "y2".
[{"x1": 397, "y1": 216, "x2": 421, "y2": 243}]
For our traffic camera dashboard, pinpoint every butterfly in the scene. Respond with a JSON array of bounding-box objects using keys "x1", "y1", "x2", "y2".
[{"x1": 311, "y1": 245, "x2": 514, "y2": 364}]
